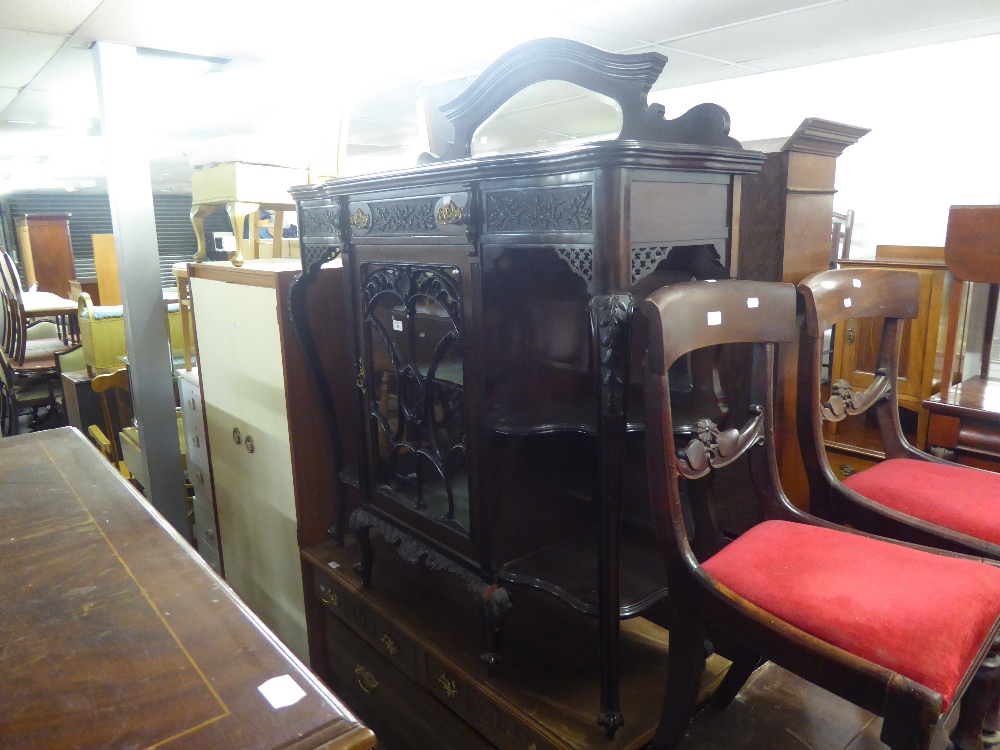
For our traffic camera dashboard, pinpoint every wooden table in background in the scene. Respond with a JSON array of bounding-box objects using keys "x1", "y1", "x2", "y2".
[{"x1": 0, "y1": 427, "x2": 376, "y2": 750}]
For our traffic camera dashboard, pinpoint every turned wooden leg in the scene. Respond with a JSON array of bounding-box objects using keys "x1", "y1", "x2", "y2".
[
  {"x1": 950, "y1": 636, "x2": 1000, "y2": 750},
  {"x1": 227, "y1": 201, "x2": 259, "y2": 268},
  {"x1": 190, "y1": 203, "x2": 218, "y2": 263}
]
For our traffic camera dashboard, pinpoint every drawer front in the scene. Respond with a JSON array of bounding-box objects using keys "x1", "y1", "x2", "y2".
[
  {"x1": 179, "y1": 377, "x2": 209, "y2": 467},
  {"x1": 324, "y1": 612, "x2": 493, "y2": 750},
  {"x1": 194, "y1": 527, "x2": 222, "y2": 574},
  {"x1": 826, "y1": 449, "x2": 879, "y2": 481},
  {"x1": 314, "y1": 569, "x2": 418, "y2": 681},
  {"x1": 424, "y1": 652, "x2": 558, "y2": 750}
]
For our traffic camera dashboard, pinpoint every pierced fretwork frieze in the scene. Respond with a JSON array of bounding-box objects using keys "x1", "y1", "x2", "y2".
[
  {"x1": 485, "y1": 185, "x2": 593, "y2": 233},
  {"x1": 676, "y1": 406, "x2": 764, "y2": 479},
  {"x1": 631, "y1": 246, "x2": 671, "y2": 285},
  {"x1": 591, "y1": 294, "x2": 633, "y2": 417},
  {"x1": 555, "y1": 247, "x2": 594, "y2": 285},
  {"x1": 821, "y1": 374, "x2": 891, "y2": 422},
  {"x1": 301, "y1": 244, "x2": 340, "y2": 276}
]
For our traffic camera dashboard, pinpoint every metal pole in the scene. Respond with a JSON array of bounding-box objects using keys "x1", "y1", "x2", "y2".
[{"x1": 93, "y1": 41, "x2": 190, "y2": 540}]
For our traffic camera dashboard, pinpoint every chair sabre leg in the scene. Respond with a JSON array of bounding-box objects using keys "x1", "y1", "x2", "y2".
[{"x1": 650, "y1": 619, "x2": 706, "y2": 750}]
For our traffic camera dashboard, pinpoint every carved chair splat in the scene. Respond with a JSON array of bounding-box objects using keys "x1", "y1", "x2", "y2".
[
  {"x1": 797, "y1": 268, "x2": 1000, "y2": 559},
  {"x1": 644, "y1": 278, "x2": 1000, "y2": 750}
]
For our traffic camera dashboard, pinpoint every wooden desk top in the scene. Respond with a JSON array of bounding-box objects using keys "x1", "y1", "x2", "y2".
[
  {"x1": 925, "y1": 376, "x2": 1000, "y2": 420},
  {"x1": 0, "y1": 427, "x2": 375, "y2": 750}
]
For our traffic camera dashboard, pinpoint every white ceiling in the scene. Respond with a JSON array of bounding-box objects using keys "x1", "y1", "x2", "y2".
[{"x1": 1, "y1": 0, "x2": 999, "y2": 194}]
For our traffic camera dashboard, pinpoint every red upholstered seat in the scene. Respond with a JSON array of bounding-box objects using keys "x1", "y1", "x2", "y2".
[
  {"x1": 844, "y1": 458, "x2": 1000, "y2": 547},
  {"x1": 702, "y1": 520, "x2": 1000, "y2": 709}
]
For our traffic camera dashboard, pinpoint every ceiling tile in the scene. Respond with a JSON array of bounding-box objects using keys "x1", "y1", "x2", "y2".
[
  {"x1": 0, "y1": 28, "x2": 65, "y2": 89},
  {"x1": 749, "y1": 17, "x2": 1000, "y2": 71},
  {"x1": 0, "y1": 88, "x2": 18, "y2": 111},
  {"x1": 569, "y1": 0, "x2": 835, "y2": 48},
  {"x1": 26, "y1": 45, "x2": 97, "y2": 95},
  {"x1": 0, "y1": 0, "x2": 103, "y2": 35},
  {"x1": 0, "y1": 87, "x2": 99, "y2": 128},
  {"x1": 668, "y1": 0, "x2": 1000, "y2": 64}
]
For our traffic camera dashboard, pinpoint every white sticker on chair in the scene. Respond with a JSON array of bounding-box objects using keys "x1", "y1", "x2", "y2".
[
  {"x1": 392, "y1": 319, "x2": 403, "y2": 331},
  {"x1": 844, "y1": 298, "x2": 852, "y2": 308},
  {"x1": 707, "y1": 311, "x2": 722, "y2": 326},
  {"x1": 747, "y1": 297, "x2": 759, "y2": 308},
  {"x1": 258, "y1": 675, "x2": 306, "y2": 709},
  {"x1": 853, "y1": 278, "x2": 862, "y2": 288}
]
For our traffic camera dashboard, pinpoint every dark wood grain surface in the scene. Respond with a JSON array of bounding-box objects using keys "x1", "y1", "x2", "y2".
[{"x1": 0, "y1": 427, "x2": 375, "y2": 750}]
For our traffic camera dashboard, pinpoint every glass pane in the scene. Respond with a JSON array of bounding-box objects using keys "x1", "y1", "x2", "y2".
[
  {"x1": 363, "y1": 263, "x2": 469, "y2": 535},
  {"x1": 471, "y1": 80, "x2": 623, "y2": 157}
]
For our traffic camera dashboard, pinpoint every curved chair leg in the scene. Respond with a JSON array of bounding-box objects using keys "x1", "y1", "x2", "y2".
[
  {"x1": 950, "y1": 636, "x2": 1000, "y2": 750},
  {"x1": 650, "y1": 618, "x2": 707, "y2": 750},
  {"x1": 712, "y1": 644, "x2": 764, "y2": 709}
]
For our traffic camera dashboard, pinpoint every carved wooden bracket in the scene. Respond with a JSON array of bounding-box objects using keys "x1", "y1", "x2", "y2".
[
  {"x1": 676, "y1": 405, "x2": 764, "y2": 480},
  {"x1": 820, "y1": 373, "x2": 891, "y2": 422}
]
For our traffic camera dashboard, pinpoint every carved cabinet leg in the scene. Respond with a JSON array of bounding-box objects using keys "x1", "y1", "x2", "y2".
[
  {"x1": 474, "y1": 583, "x2": 512, "y2": 671},
  {"x1": 190, "y1": 202, "x2": 218, "y2": 263},
  {"x1": 349, "y1": 508, "x2": 376, "y2": 587}
]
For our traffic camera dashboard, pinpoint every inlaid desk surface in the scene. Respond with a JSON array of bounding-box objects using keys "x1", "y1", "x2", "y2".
[{"x1": 0, "y1": 427, "x2": 375, "y2": 750}]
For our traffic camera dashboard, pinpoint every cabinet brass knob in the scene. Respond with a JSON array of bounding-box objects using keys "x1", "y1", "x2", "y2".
[
  {"x1": 381, "y1": 634, "x2": 398, "y2": 656},
  {"x1": 438, "y1": 673, "x2": 458, "y2": 698},
  {"x1": 840, "y1": 464, "x2": 856, "y2": 477},
  {"x1": 244, "y1": 435, "x2": 255, "y2": 454},
  {"x1": 354, "y1": 665, "x2": 379, "y2": 694},
  {"x1": 845, "y1": 319, "x2": 855, "y2": 345}
]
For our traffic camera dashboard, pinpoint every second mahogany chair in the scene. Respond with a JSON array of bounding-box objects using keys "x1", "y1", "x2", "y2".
[
  {"x1": 643, "y1": 279, "x2": 1000, "y2": 750},
  {"x1": 797, "y1": 268, "x2": 1000, "y2": 559}
]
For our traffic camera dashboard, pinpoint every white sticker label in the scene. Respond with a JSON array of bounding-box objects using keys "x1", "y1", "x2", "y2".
[
  {"x1": 747, "y1": 297, "x2": 759, "y2": 308},
  {"x1": 258, "y1": 675, "x2": 306, "y2": 709},
  {"x1": 852, "y1": 278, "x2": 862, "y2": 288},
  {"x1": 707, "y1": 311, "x2": 722, "y2": 326},
  {"x1": 392, "y1": 319, "x2": 403, "y2": 331},
  {"x1": 844, "y1": 298, "x2": 852, "y2": 308}
]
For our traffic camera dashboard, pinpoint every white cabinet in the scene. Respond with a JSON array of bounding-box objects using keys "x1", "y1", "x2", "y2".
[{"x1": 189, "y1": 263, "x2": 308, "y2": 662}]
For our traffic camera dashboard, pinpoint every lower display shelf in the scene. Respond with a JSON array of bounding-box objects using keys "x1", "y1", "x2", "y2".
[{"x1": 304, "y1": 536, "x2": 731, "y2": 750}]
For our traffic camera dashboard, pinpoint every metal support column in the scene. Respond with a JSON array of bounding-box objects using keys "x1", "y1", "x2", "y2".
[{"x1": 93, "y1": 42, "x2": 190, "y2": 540}]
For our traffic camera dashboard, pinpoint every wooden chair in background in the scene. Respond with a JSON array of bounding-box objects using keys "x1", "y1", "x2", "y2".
[
  {"x1": 643, "y1": 278, "x2": 1000, "y2": 750},
  {"x1": 88, "y1": 367, "x2": 133, "y2": 475},
  {"x1": 797, "y1": 267, "x2": 1000, "y2": 560},
  {"x1": 924, "y1": 205, "x2": 1000, "y2": 467}
]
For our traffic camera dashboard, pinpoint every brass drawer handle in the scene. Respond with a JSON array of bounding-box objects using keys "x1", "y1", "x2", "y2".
[
  {"x1": 438, "y1": 673, "x2": 458, "y2": 698},
  {"x1": 354, "y1": 665, "x2": 379, "y2": 694},
  {"x1": 321, "y1": 589, "x2": 340, "y2": 607},
  {"x1": 840, "y1": 464, "x2": 856, "y2": 477},
  {"x1": 381, "y1": 634, "x2": 398, "y2": 656},
  {"x1": 845, "y1": 319, "x2": 855, "y2": 345}
]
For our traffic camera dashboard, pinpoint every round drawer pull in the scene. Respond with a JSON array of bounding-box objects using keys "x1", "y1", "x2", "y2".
[
  {"x1": 354, "y1": 665, "x2": 379, "y2": 694},
  {"x1": 839, "y1": 464, "x2": 856, "y2": 477}
]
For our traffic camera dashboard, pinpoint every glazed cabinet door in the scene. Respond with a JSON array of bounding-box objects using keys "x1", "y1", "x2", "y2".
[{"x1": 353, "y1": 250, "x2": 478, "y2": 559}]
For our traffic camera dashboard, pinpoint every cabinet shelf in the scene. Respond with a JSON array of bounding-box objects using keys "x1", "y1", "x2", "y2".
[{"x1": 499, "y1": 526, "x2": 668, "y2": 618}]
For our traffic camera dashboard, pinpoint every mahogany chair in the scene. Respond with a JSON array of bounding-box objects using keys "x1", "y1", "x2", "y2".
[
  {"x1": 643, "y1": 279, "x2": 1000, "y2": 750},
  {"x1": 924, "y1": 205, "x2": 1000, "y2": 465},
  {"x1": 797, "y1": 268, "x2": 1000, "y2": 559}
]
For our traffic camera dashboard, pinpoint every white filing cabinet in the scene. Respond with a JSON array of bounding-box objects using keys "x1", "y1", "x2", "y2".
[
  {"x1": 177, "y1": 368, "x2": 222, "y2": 574},
  {"x1": 189, "y1": 262, "x2": 308, "y2": 662}
]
